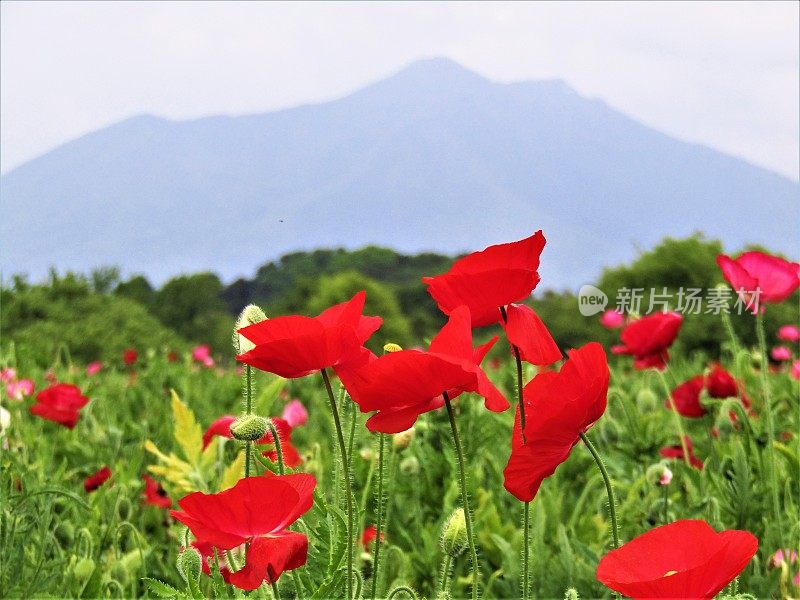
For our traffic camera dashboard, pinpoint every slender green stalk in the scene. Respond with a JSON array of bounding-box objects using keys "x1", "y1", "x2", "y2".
[
  {"x1": 371, "y1": 433, "x2": 386, "y2": 600},
  {"x1": 499, "y1": 305, "x2": 527, "y2": 442},
  {"x1": 656, "y1": 369, "x2": 691, "y2": 467},
  {"x1": 321, "y1": 368, "x2": 354, "y2": 600},
  {"x1": 245, "y1": 365, "x2": 253, "y2": 477},
  {"x1": 270, "y1": 579, "x2": 280, "y2": 600},
  {"x1": 438, "y1": 555, "x2": 452, "y2": 596},
  {"x1": 522, "y1": 501, "x2": 530, "y2": 600},
  {"x1": 755, "y1": 311, "x2": 785, "y2": 545},
  {"x1": 720, "y1": 309, "x2": 741, "y2": 358},
  {"x1": 443, "y1": 393, "x2": 480, "y2": 600},
  {"x1": 580, "y1": 432, "x2": 620, "y2": 549},
  {"x1": 266, "y1": 420, "x2": 285, "y2": 475}
]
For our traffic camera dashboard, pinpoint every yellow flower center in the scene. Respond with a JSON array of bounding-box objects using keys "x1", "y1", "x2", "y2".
[{"x1": 663, "y1": 570, "x2": 679, "y2": 577}]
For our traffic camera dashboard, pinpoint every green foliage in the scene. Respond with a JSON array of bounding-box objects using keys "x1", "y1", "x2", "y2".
[{"x1": 1, "y1": 271, "x2": 183, "y2": 365}]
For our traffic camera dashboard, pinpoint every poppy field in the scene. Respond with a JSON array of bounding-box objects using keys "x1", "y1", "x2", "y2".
[{"x1": 1, "y1": 233, "x2": 799, "y2": 600}]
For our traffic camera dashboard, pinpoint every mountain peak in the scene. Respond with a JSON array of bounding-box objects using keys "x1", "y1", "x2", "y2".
[{"x1": 363, "y1": 57, "x2": 490, "y2": 95}]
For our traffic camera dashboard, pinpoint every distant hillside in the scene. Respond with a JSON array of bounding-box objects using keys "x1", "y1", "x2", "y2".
[{"x1": 2, "y1": 57, "x2": 797, "y2": 289}]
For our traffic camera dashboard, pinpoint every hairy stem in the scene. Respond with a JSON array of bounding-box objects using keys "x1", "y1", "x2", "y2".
[
  {"x1": 580, "y1": 432, "x2": 620, "y2": 550},
  {"x1": 266, "y1": 420, "x2": 285, "y2": 476},
  {"x1": 444, "y1": 393, "x2": 480, "y2": 600},
  {"x1": 245, "y1": 365, "x2": 253, "y2": 477},
  {"x1": 656, "y1": 369, "x2": 691, "y2": 467},
  {"x1": 371, "y1": 433, "x2": 386, "y2": 600},
  {"x1": 322, "y1": 368, "x2": 354, "y2": 600}
]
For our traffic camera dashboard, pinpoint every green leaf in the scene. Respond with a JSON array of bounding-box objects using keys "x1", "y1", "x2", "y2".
[
  {"x1": 171, "y1": 390, "x2": 203, "y2": 466},
  {"x1": 143, "y1": 578, "x2": 181, "y2": 598}
]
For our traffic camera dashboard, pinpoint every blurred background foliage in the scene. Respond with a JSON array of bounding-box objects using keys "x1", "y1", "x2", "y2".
[{"x1": 2, "y1": 234, "x2": 797, "y2": 366}]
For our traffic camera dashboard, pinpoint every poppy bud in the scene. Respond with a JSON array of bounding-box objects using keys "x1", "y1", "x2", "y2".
[
  {"x1": 359, "y1": 447, "x2": 375, "y2": 461},
  {"x1": 383, "y1": 343, "x2": 403, "y2": 354},
  {"x1": 55, "y1": 522, "x2": 75, "y2": 546},
  {"x1": 176, "y1": 546, "x2": 202, "y2": 585},
  {"x1": 399, "y1": 456, "x2": 419, "y2": 475},
  {"x1": 230, "y1": 414, "x2": 269, "y2": 441},
  {"x1": 233, "y1": 304, "x2": 268, "y2": 354},
  {"x1": 714, "y1": 410, "x2": 736, "y2": 439},
  {"x1": 440, "y1": 508, "x2": 468, "y2": 558},
  {"x1": 645, "y1": 463, "x2": 672, "y2": 486},
  {"x1": 564, "y1": 588, "x2": 580, "y2": 600},
  {"x1": 116, "y1": 497, "x2": 132, "y2": 521},
  {"x1": 636, "y1": 388, "x2": 658, "y2": 412},
  {"x1": 392, "y1": 427, "x2": 415, "y2": 451},
  {"x1": 73, "y1": 557, "x2": 95, "y2": 580}
]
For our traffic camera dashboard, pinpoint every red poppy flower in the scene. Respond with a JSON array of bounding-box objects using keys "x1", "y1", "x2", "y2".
[
  {"x1": 167, "y1": 351, "x2": 179, "y2": 363},
  {"x1": 667, "y1": 376, "x2": 707, "y2": 418},
  {"x1": 423, "y1": 232, "x2": 546, "y2": 327},
  {"x1": 660, "y1": 435, "x2": 703, "y2": 469},
  {"x1": 123, "y1": 348, "x2": 138, "y2": 365},
  {"x1": 84, "y1": 466, "x2": 111, "y2": 492},
  {"x1": 202, "y1": 416, "x2": 302, "y2": 468},
  {"x1": 171, "y1": 473, "x2": 315, "y2": 590},
  {"x1": 612, "y1": 312, "x2": 683, "y2": 370},
  {"x1": 705, "y1": 364, "x2": 739, "y2": 399},
  {"x1": 236, "y1": 291, "x2": 382, "y2": 378},
  {"x1": 503, "y1": 342, "x2": 609, "y2": 502},
  {"x1": 29, "y1": 383, "x2": 89, "y2": 429},
  {"x1": 596, "y1": 519, "x2": 758, "y2": 599},
  {"x1": 361, "y1": 525, "x2": 385, "y2": 548},
  {"x1": 717, "y1": 251, "x2": 799, "y2": 308},
  {"x1": 340, "y1": 306, "x2": 508, "y2": 433},
  {"x1": 500, "y1": 303, "x2": 561, "y2": 366},
  {"x1": 142, "y1": 474, "x2": 171, "y2": 508}
]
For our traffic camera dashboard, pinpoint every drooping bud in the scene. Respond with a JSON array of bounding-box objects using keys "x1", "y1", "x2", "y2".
[
  {"x1": 440, "y1": 508, "x2": 468, "y2": 558},
  {"x1": 73, "y1": 557, "x2": 96, "y2": 580},
  {"x1": 392, "y1": 427, "x2": 415, "y2": 451},
  {"x1": 359, "y1": 447, "x2": 376, "y2": 461},
  {"x1": 233, "y1": 305, "x2": 267, "y2": 354},
  {"x1": 636, "y1": 388, "x2": 658, "y2": 412},
  {"x1": 230, "y1": 414, "x2": 269, "y2": 441},
  {"x1": 383, "y1": 343, "x2": 403, "y2": 354},
  {"x1": 176, "y1": 546, "x2": 202, "y2": 586}
]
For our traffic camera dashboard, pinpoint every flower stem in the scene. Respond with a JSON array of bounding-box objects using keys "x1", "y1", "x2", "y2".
[
  {"x1": 322, "y1": 368, "x2": 354, "y2": 600},
  {"x1": 499, "y1": 305, "x2": 527, "y2": 443},
  {"x1": 371, "y1": 433, "x2": 386, "y2": 600},
  {"x1": 579, "y1": 432, "x2": 620, "y2": 550},
  {"x1": 656, "y1": 369, "x2": 691, "y2": 467},
  {"x1": 266, "y1": 420, "x2": 285, "y2": 475},
  {"x1": 245, "y1": 365, "x2": 253, "y2": 477},
  {"x1": 522, "y1": 501, "x2": 530, "y2": 600},
  {"x1": 755, "y1": 311, "x2": 785, "y2": 545},
  {"x1": 443, "y1": 393, "x2": 480, "y2": 600},
  {"x1": 270, "y1": 579, "x2": 280, "y2": 600}
]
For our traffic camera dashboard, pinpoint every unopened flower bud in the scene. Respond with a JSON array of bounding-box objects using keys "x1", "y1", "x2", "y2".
[
  {"x1": 383, "y1": 343, "x2": 403, "y2": 353},
  {"x1": 233, "y1": 305, "x2": 267, "y2": 354},
  {"x1": 399, "y1": 456, "x2": 419, "y2": 475},
  {"x1": 360, "y1": 447, "x2": 375, "y2": 461},
  {"x1": 177, "y1": 546, "x2": 202, "y2": 585},
  {"x1": 393, "y1": 427, "x2": 415, "y2": 451},
  {"x1": 636, "y1": 388, "x2": 658, "y2": 412},
  {"x1": 440, "y1": 508, "x2": 468, "y2": 557},
  {"x1": 646, "y1": 463, "x2": 672, "y2": 486},
  {"x1": 564, "y1": 588, "x2": 580, "y2": 600},
  {"x1": 73, "y1": 557, "x2": 95, "y2": 580},
  {"x1": 231, "y1": 415, "x2": 269, "y2": 441}
]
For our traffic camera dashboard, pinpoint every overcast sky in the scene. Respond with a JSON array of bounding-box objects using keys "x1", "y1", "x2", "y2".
[{"x1": 2, "y1": 1, "x2": 798, "y2": 179}]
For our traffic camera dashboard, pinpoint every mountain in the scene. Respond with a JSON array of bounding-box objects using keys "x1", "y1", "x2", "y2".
[{"x1": 1, "y1": 57, "x2": 797, "y2": 290}]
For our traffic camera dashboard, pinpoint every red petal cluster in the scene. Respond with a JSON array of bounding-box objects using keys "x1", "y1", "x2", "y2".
[
  {"x1": 717, "y1": 251, "x2": 800, "y2": 308},
  {"x1": 84, "y1": 466, "x2": 112, "y2": 492},
  {"x1": 340, "y1": 306, "x2": 508, "y2": 433},
  {"x1": 236, "y1": 291, "x2": 382, "y2": 378},
  {"x1": 660, "y1": 435, "x2": 704, "y2": 469},
  {"x1": 667, "y1": 365, "x2": 750, "y2": 419},
  {"x1": 142, "y1": 474, "x2": 172, "y2": 508},
  {"x1": 612, "y1": 312, "x2": 683, "y2": 370},
  {"x1": 423, "y1": 232, "x2": 546, "y2": 327},
  {"x1": 503, "y1": 342, "x2": 609, "y2": 502},
  {"x1": 30, "y1": 383, "x2": 89, "y2": 429},
  {"x1": 171, "y1": 474, "x2": 315, "y2": 590},
  {"x1": 596, "y1": 520, "x2": 757, "y2": 598}
]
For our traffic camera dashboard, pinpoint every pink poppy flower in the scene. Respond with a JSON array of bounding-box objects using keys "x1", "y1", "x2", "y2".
[
  {"x1": 777, "y1": 325, "x2": 800, "y2": 343},
  {"x1": 6, "y1": 379, "x2": 35, "y2": 401},
  {"x1": 0, "y1": 368, "x2": 17, "y2": 383},
  {"x1": 771, "y1": 346, "x2": 792, "y2": 362},
  {"x1": 282, "y1": 400, "x2": 308, "y2": 428},
  {"x1": 599, "y1": 310, "x2": 625, "y2": 329},
  {"x1": 86, "y1": 361, "x2": 103, "y2": 376}
]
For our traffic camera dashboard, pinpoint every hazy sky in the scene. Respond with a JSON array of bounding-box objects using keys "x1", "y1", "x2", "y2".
[{"x1": 2, "y1": 1, "x2": 798, "y2": 179}]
